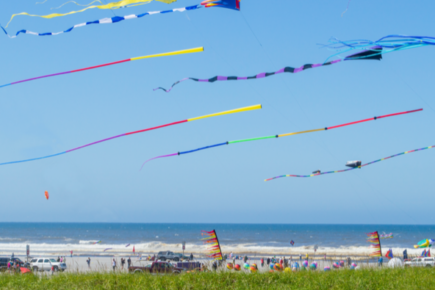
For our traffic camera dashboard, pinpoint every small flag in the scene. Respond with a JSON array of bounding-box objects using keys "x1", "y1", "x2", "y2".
[
  {"x1": 290, "y1": 240, "x2": 295, "y2": 246},
  {"x1": 422, "y1": 249, "x2": 427, "y2": 257},
  {"x1": 385, "y1": 249, "x2": 393, "y2": 259}
]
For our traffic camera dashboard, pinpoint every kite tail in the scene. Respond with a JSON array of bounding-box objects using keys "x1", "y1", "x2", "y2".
[
  {"x1": 140, "y1": 153, "x2": 178, "y2": 170},
  {"x1": 153, "y1": 78, "x2": 191, "y2": 93},
  {"x1": 154, "y1": 61, "x2": 342, "y2": 93}
]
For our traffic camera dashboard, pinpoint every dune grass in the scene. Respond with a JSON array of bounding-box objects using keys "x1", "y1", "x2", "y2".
[{"x1": 0, "y1": 267, "x2": 434, "y2": 290}]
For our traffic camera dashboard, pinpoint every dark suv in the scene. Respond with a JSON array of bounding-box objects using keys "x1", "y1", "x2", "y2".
[
  {"x1": 0, "y1": 257, "x2": 26, "y2": 271},
  {"x1": 156, "y1": 251, "x2": 190, "y2": 261}
]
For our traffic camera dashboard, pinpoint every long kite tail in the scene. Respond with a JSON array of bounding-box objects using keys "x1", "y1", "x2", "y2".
[
  {"x1": 265, "y1": 145, "x2": 434, "y2": 182},
  {"x1": 0, "y1": 104, "x2": 261, "y2": 167},
  {"x1": 1, "y1": 5, "x2": 202, "y2": 38},
  {"x1": 141, "y1": 108, "x2": 422, "y2": 168},
  {"x1": 153, "y1": 60, "x2": 342, "y2": 93},
  {"x1": 0, "y1": 47, "x2": 203, "y2": 89}
]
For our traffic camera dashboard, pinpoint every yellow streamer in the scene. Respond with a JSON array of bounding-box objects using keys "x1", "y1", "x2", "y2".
[
  {"x1": 188, "y1": 104, "x2": 262, "y2": 122},
  {"x1": 6, "y1": 0, "x2": 177, "y2": 27},
  {"x1": 131, "y1": 47, "x2": 204, "y2": 61},
  {"x1": 278, "y1": 128, "x2": 325, "y2": 138}
]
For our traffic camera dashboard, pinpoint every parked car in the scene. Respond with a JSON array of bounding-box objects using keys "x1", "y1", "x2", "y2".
[
  {"x1": 129, "y1": 261, "x2": 183, "y2": 274},
  {"x1": 156, "y1": 251, "x2": 190, "y2": 261},
  {"x1": 30, "y1": 257, "x2": 67, "y2": 272},
  {"x1": 404, "y1": 257, "x2": 435, "y2": 267},
  {"x1": 0, "y1": 257, "x2": 26, "y2": 271}
]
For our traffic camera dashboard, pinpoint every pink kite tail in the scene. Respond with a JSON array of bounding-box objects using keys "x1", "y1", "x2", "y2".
[{"x1": 140, "y1": 153, "x2": 178, "y2": 170}]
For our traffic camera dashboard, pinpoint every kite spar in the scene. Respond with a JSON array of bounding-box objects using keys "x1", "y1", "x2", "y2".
[
  {"x1": 0, "y1": 47, "x2": 203, "y2": 89},
  {"x1": 141, "y1": 109, "x2": 422, "y2": 168},
  {"x1": 265, "y1": 143, "x2": 433, "y2": 181},
  {"x1": 0, "y1": 104, "x2": 261, "y2": 166}
]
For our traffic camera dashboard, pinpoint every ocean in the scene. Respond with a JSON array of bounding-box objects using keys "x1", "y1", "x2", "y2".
[{"x1": 0, "y1": 223, "x2": 433, "y2": 257}]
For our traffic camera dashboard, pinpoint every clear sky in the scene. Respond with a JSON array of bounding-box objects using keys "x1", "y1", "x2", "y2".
[{"x1": 0, "y1": 0, "x2": 434, "y2": 224}]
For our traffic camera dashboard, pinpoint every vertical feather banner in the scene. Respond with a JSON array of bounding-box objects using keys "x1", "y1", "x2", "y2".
[
  {"x1": 201, "y1": 230, "x2": 223, "y2": 260},
  {"x1": 367, "y1": 231, "x2": 382, "y2": 257}
]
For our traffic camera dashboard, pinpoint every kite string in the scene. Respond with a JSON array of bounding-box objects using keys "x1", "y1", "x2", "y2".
[{"x1": 341, "y1": 0, "x2": 351, "y2": 17}]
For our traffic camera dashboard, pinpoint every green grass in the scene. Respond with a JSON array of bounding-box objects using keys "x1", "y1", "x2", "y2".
[{"x1": 1, "y1": 267, "x2": 435, "y2": 290}]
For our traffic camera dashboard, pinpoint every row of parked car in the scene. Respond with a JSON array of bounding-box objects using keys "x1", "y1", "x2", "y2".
[{"x1": 0, "y1": 257, "x2": 67, "y2": 272}]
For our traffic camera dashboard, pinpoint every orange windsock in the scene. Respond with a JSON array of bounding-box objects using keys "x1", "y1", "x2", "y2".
[{"x1": 45, "y1": 191, "x2": 49, "y2": 200}]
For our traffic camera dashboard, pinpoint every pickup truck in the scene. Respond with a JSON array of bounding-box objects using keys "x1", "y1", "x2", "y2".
[
  {"x1": 129, "y1": 261, "x2": 183, "y2": 274},
  {"x1": 404, "y1": 257, "x2": 435, "y2": 267},
  {"x1": 156, "y1": 251, "x2": 190, "y2": 262}
]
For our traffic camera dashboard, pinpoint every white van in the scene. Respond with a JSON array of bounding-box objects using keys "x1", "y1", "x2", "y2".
[
  {"x1": 30, "y1": 258, "x2": 67, "y2": 272},
  {"x1": 404, "y1": 257, "x2": 435, "y2": 267}
]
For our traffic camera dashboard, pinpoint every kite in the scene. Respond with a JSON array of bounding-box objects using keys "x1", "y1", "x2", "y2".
[
  {"x1": 93, "y1": 241, "x2": 102, "y2": 244},
  {"x1": 1, "y1": 0, "x2": 240, "y2": 38},
  {"x1": 141, "y1": 109, "x2": 421, "y2": 168},
  {"x1": 201, "y1": 230, "x2": 223, "y2": 260},
  {"x1": 380, "y1": 233, "x2": 393, "y2": 239},
  {"x1": 0, "y1": 104, "x2": 261, "y2": 166},
  {"x1": 0, "y1": 47, "x2": 203, "y2": 89},
  {"x1": 414, "y1": 239, "x2": 435, "y2": 249},
  {"x1": 44, "y1": 191, "x2": 49, "y2": 200},
  {"x1": 155, "y1": 35, "x2": 435, "y2": 93},
  {"x1": 367, "y1": 231, "x2": 382, "y2": 257},
  {"x1": 290, "y1": 240, "x2": 295, "y2": 246},
  {"x1": 125, "y1": 244, "x2": 131, "y2": 247},
  {"x1": 265, "y1": 142, "x2": 432, "y2": 181},
  {"x1": 5, "y1": 0, "x2": 180, "y2": 27},
  {"x1": 385, "y1": 249, "x2": 393, "y2": 259},
  {"x1": 103, "y1": 248, "x2": 112, "y2": 252}
]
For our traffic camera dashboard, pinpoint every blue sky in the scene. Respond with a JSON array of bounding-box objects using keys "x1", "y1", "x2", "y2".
[{"x1": 0, "y1": 0, "x2": 434, "y2": 223}]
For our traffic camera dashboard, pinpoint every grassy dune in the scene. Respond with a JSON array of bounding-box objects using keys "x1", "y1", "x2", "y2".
[{"x1": 1, "y1": 267, "x2": 435, "y2": 289}]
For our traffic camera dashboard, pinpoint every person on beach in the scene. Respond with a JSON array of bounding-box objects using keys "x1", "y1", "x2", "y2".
[
  {"x1": 190, "y1": 253, "x2": 194, "y2": 261},
  {"x1": 87, "y1": 258, "x2": 91, "y2": 268},
  {"x1": 70, "y1": 251, "x2": 73, "y2": 258},
  {"x1": 244, "y1": 256, "x2": 248, "y2": 263},
  {"x1": 127, "y1": 257, "x2": 131, "y2": 268},
  {"x1": 347, "y1": 257, "x2": 351, "y2": 267},
  {"x1": 57, "y1": 256, "x2": 60, "y2": 262},
  {"x1": 305, "y1": 253, "x2": 309, "y2": 261},
  {"x1": 120, "y1": 258, "x2": 125, "y2": 269},
  {"x1": 60, "y1": 257, "x2": 63, "y2": 263},
  {"x1": 378, "y1": 257, "x2": 383, "y2": 267},
  {"x1": 299, "y1": 254, "x2": 302, "y2": 261},
  {"x1": 7, "y1": 261, "x2": 11, "y2": 273},
  {"x1": 261, "y1": 258, "x2": 264, "y2": 267},
  {"x1": 112, "y1": 259, "x2": 116, "y2": 271},
  {"x1": 51, "y1": 265, "x2": 54, "y2": 275},
  {"x1": 266, "y1": 257, "x2": 270, "y2": 265},
  {"x1": 212, "y1": 260, "x2": 217, "y2": 271}
]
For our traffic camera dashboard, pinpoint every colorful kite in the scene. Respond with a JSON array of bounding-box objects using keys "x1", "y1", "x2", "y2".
[
  {"x1": 385, "y1": 249, "x2": 393, "y2": 259},
  {"x1": 155, "y1": 35, "x2": 435, "y2": 93},
  {"x1": 44, "y1": 191, "x2": 49, "y2": 200},
  {"x1": 141, "y1": 109, "x2": 421, "y2": 168},
  {"x1": 1, "y1": 0, "x2": 240, "y2": 38},
  {"x1": 103, "y1": 248, "x2": 112, "y2": 252},
  {"x1": 201, "y1": 230, "x2": 223, "y2": 260},
  {"x1": 367, "y1": 231, "x2": 382, "y2": 257},
  {"x1": 380, "y1": 233, "x2": 393, "y2": 239},
  {"x1": 414, "y1": 239, "x2": 435, "y2": 249},
  {"x1": 0, "y1": 104, "x2": 261, "y2": 166},
  {"x1": 93, "y1": 241, "x2": 102, "y2": 245},
  {"x1": 0, "y1": 47, "x2": 203, "y2": 89},
  {"x1": 5, "y1": 0, "x2": 180, "y2": 27},
  {"x1": 265, "y1": 143, "x2": 432, "y2": 181}
]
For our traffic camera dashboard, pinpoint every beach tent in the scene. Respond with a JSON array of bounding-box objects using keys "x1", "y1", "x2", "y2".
[{"x1": 388, "y1": 258, "x2": 403, "y2": 268}]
